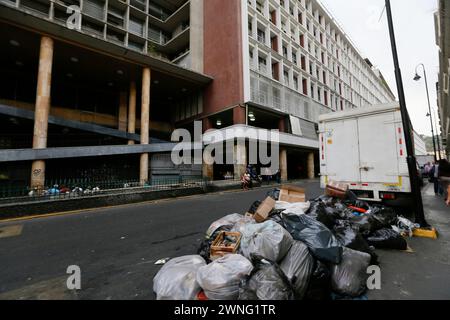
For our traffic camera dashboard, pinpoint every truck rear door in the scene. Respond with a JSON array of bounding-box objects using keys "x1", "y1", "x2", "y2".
[
  {"x1": 323, "y1": 119, "x2": 361, "y2": 182},
  {"x1": 357, "y1": 112, "x2": 399, "y2": 184}
]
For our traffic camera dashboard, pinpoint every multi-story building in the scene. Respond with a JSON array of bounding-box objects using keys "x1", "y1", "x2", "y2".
[
  {"x1": 435, "y1": 0, "x2": 449, "y2": 158},
  {"x1": 0, "y1": 0, "x2": 396, "y2": 194},
  {"x1": 199, "y1": 0, "x2": 395, "y2": 180}
]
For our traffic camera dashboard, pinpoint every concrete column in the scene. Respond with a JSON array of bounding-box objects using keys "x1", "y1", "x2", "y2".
[
  {"x1": 203, "y1": 151, "x2": 214, "y2": 180},
  {"x1": 307, "y1": 152, "x2": 315, "y2": 179},
  {"x1": 190, "y1": 0, "x2": 204, "y2": 73},
  {"x1": 31, "y1": 36, "x2": 54, "y2": 189},
  {"x1": 234, "y1": 142, "x2": 247, "y2": 180},
  {"x1": 280, "y1": 148, "x2": 288, "y2": 182},
  {"x1": 118, "y1": 91, "x2": 128, "y2": 131},
  {"x1": 140, "y1": 68, "x2": 151, "y2": 185},
  {"x1": 128, "y1": 81, "x2": 137, "y2": 145}
]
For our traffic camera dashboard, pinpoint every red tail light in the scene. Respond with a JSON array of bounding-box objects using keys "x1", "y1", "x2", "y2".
[{"x1": 380, "y1": 192, "x2": 396, "y2": 200}]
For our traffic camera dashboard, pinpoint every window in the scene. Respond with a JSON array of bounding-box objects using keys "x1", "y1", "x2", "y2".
[
  {"x1": 293, "y1": 76, "x2": 299, "y2": 90},
  {"x1": 257, "y1": 29, "x2": 266, "y2": 44},
  {"x1": 300, "y1": 34, "x2": 305, "y2": 47},
  {"x1": 303, "y1": 79, "x2": 308, "y2": 95},
  {"x1": 284, "y1": 70, "x2": 289, "y2": 85}
]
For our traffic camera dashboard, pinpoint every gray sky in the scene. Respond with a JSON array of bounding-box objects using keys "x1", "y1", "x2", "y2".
[{"x1": 319, "y1": 0, "x2": 440, "y2": 136}]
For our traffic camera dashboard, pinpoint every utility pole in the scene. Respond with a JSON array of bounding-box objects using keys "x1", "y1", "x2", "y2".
[
  {"x1": 385, "y1": 0, "x2": 428, "y2": 227},
  {"x1": 414, "y1": 64, "x2": 438, "y2": 162}
]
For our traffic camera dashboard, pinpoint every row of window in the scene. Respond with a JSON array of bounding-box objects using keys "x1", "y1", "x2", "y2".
[{"x1": 248, "y1": 0, "x2": 394, "y2": 105}]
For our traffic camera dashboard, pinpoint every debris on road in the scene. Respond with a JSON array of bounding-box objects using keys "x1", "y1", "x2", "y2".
[
  {"x1": 153, "y1": 181, "x2": 418, "y2": 300},
  {"x1": 154, "y1": 258, "x2": 171, "y2": 265}
]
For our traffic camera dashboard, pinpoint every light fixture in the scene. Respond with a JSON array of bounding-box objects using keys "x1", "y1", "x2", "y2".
[
  {"x1": 216, "y1": 120, "x2": 222, "y2": 126},
  {"x1": 116, "y1": 69, "x2": 124, "y2": 75},
  {"x1": 66, "y1": 73, "x2": 73, "y2": 78},
  {"x1": 9, "y1": 40, "x2": 20, "y2": 47},
  {"x1": 248, "y1": 112, "x2": 254, "y2": 117},
  {"x1": 249, "y1": 117, "x2": 256, "y2": 122},
  {"x1": 154, "y1": 80, "x2": 159, "y2": 84},
  {"x1": 70, "y1": 57, "x2": 79, "y2": 63},
  {"x1": 15, "y1": 61, "x2": 23, "y2": 66},
  {"x1": 413, "y1": 73, "x2": 421, "y2": 81},
  {"x1": 181, "y1": 88, "x2": 187, "y2": 92},
  {"x1": 107, "y1": 82, "x2": 114, "y2": 87}
]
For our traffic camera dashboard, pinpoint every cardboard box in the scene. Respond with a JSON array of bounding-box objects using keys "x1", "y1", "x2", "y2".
[
  {"x1": 254, "y1": 196, "x2": 276, "y2": 223},
  {"x1": 325, "y1": 181, "x2": 349, "y2": 199},
  {"x1": 279, "y1": 185, "x2": 306, "y2": 203}
]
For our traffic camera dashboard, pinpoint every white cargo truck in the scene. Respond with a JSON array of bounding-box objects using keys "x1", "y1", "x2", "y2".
[{"x1": 319, "y1": 102, "x2": 420, "y2": 207}]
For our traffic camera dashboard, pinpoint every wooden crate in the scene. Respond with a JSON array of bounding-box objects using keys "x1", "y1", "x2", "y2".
[{"x1": 210, "y1": 231, "x2": 242, "y2": 260}]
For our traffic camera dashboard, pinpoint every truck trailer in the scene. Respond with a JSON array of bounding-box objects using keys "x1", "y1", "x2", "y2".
[{"x1": 318, "y1": 102, "x2": 420, "y2": 208}]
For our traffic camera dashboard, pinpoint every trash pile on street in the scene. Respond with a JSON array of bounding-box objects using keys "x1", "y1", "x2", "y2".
[{"x1": 153, "y1": 183, "x2": 420, "y2": 300}]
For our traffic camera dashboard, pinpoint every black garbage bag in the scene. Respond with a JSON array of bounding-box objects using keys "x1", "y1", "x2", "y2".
[
  {"x1": 279, "y1": 241, "x2": 315, "y2": 299},
  {"x1": 367, "y1": 228, "x2": 408, "y2": 250},
  {"x1": 269, "y1": 212, "x2": 284, "y2": 226},
  {"x1": 304, "y1": 261, "x2": 332, "y2": 301},
  {"x1": 333, "y1": 221, "x2": 378, "y2": 265},
  {"x1": 248, "y1": 201, "x2": 262, "y2": 214},
  {"x1": 266, "y1": 188, "x2": 280, "y2": 200},
  {"x1": 238, "y1": 255, "x2": 295, "y2": 300},
  {"x1": 348, "y1": 214, "x2": 384, "y2": 237},
  {"x1": 280, "y1": 213, "x2": 343, "y2": 264},
  {"x1": 307, "y1": 201, "x2": 337, "y2": 229},
  {"x1": 313, "y1": 195, "x2": 336, "y2": 206},
  {"x1": 369, "y1": 206, "x2": 398, "y2": 229},
  {"x1": 331, "y1": 248, "x2": 371, "y2": 297}
]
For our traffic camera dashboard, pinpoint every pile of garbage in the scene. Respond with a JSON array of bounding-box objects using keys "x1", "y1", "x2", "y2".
[
  {"x1": 28, "y1": 185, "x2": 101, "y2": 197},
  {"x1": 153, "y1": 183, "x2": 418, "y2": 300}
]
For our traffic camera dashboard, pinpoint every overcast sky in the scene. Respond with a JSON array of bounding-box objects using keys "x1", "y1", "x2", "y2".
[{"x1": 319, "y1": 0, "x2": 439, "y2": 136}]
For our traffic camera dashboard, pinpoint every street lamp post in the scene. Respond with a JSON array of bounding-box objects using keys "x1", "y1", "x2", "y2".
[
  {"x1": 385, "y1": 0, "x2": 428, "y2": 227},
  {"x1": 414, "y1": 64, "x2": 438, "y2": 162}
]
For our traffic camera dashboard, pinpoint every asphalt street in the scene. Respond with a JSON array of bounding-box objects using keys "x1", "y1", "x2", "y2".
[
  {"x1": 0, "y1": 180, "x2": 449, "y2": 300},
  {"x1": 0, "y1": 181, "x2": 321, "y2": 300}
]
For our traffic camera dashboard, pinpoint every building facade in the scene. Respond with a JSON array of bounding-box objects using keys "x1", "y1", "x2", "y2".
[
  {"x1": 0, "y1": 0, "x2": 396, "y2": 195},
  {"x1": 435, "y1": 0, "x2": 450, "y2": 158},
  {"x1": 198, "y1": 0, "x2": 396, "y2": 181}
]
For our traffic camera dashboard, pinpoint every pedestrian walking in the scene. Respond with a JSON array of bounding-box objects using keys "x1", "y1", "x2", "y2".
[
  {"x1": 430, "y1": 162, "x2": 443, "y2": 196},
  {"x1": 437, "y1": 160, "x2": 450, "y2": 206}
]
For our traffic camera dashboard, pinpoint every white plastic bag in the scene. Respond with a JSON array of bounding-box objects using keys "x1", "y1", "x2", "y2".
[
  {"x1": 241, "y1": 220, "x2": 293, "y2": 262},
  {"x1": 153, "y1": 255, "x2": 206, "y2": 300},
  {"x1": 231, "y1": 216, "x2": 256, "y2": 234},
  {"x1": 206, "y1": 214, "x2": 244, "y2": 238},
  {"x1": 275, "y1": 201, "x2": 310, "y2": 216},
  {"x1": 197, "y1": 254, "x2": 253, "y2": 300}
]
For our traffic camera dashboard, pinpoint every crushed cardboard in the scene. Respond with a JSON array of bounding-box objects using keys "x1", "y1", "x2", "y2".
[
  {"x1": 254, "y1": 197, "x2": 276, "y2": 223},
  {"x1": 279, "y1": 185, "x2": 306, "y2": 203}
]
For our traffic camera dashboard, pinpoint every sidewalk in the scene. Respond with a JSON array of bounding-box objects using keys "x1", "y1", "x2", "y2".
[{"x1": 368, "y1": 183, "x2": 450, "y2": 300}]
